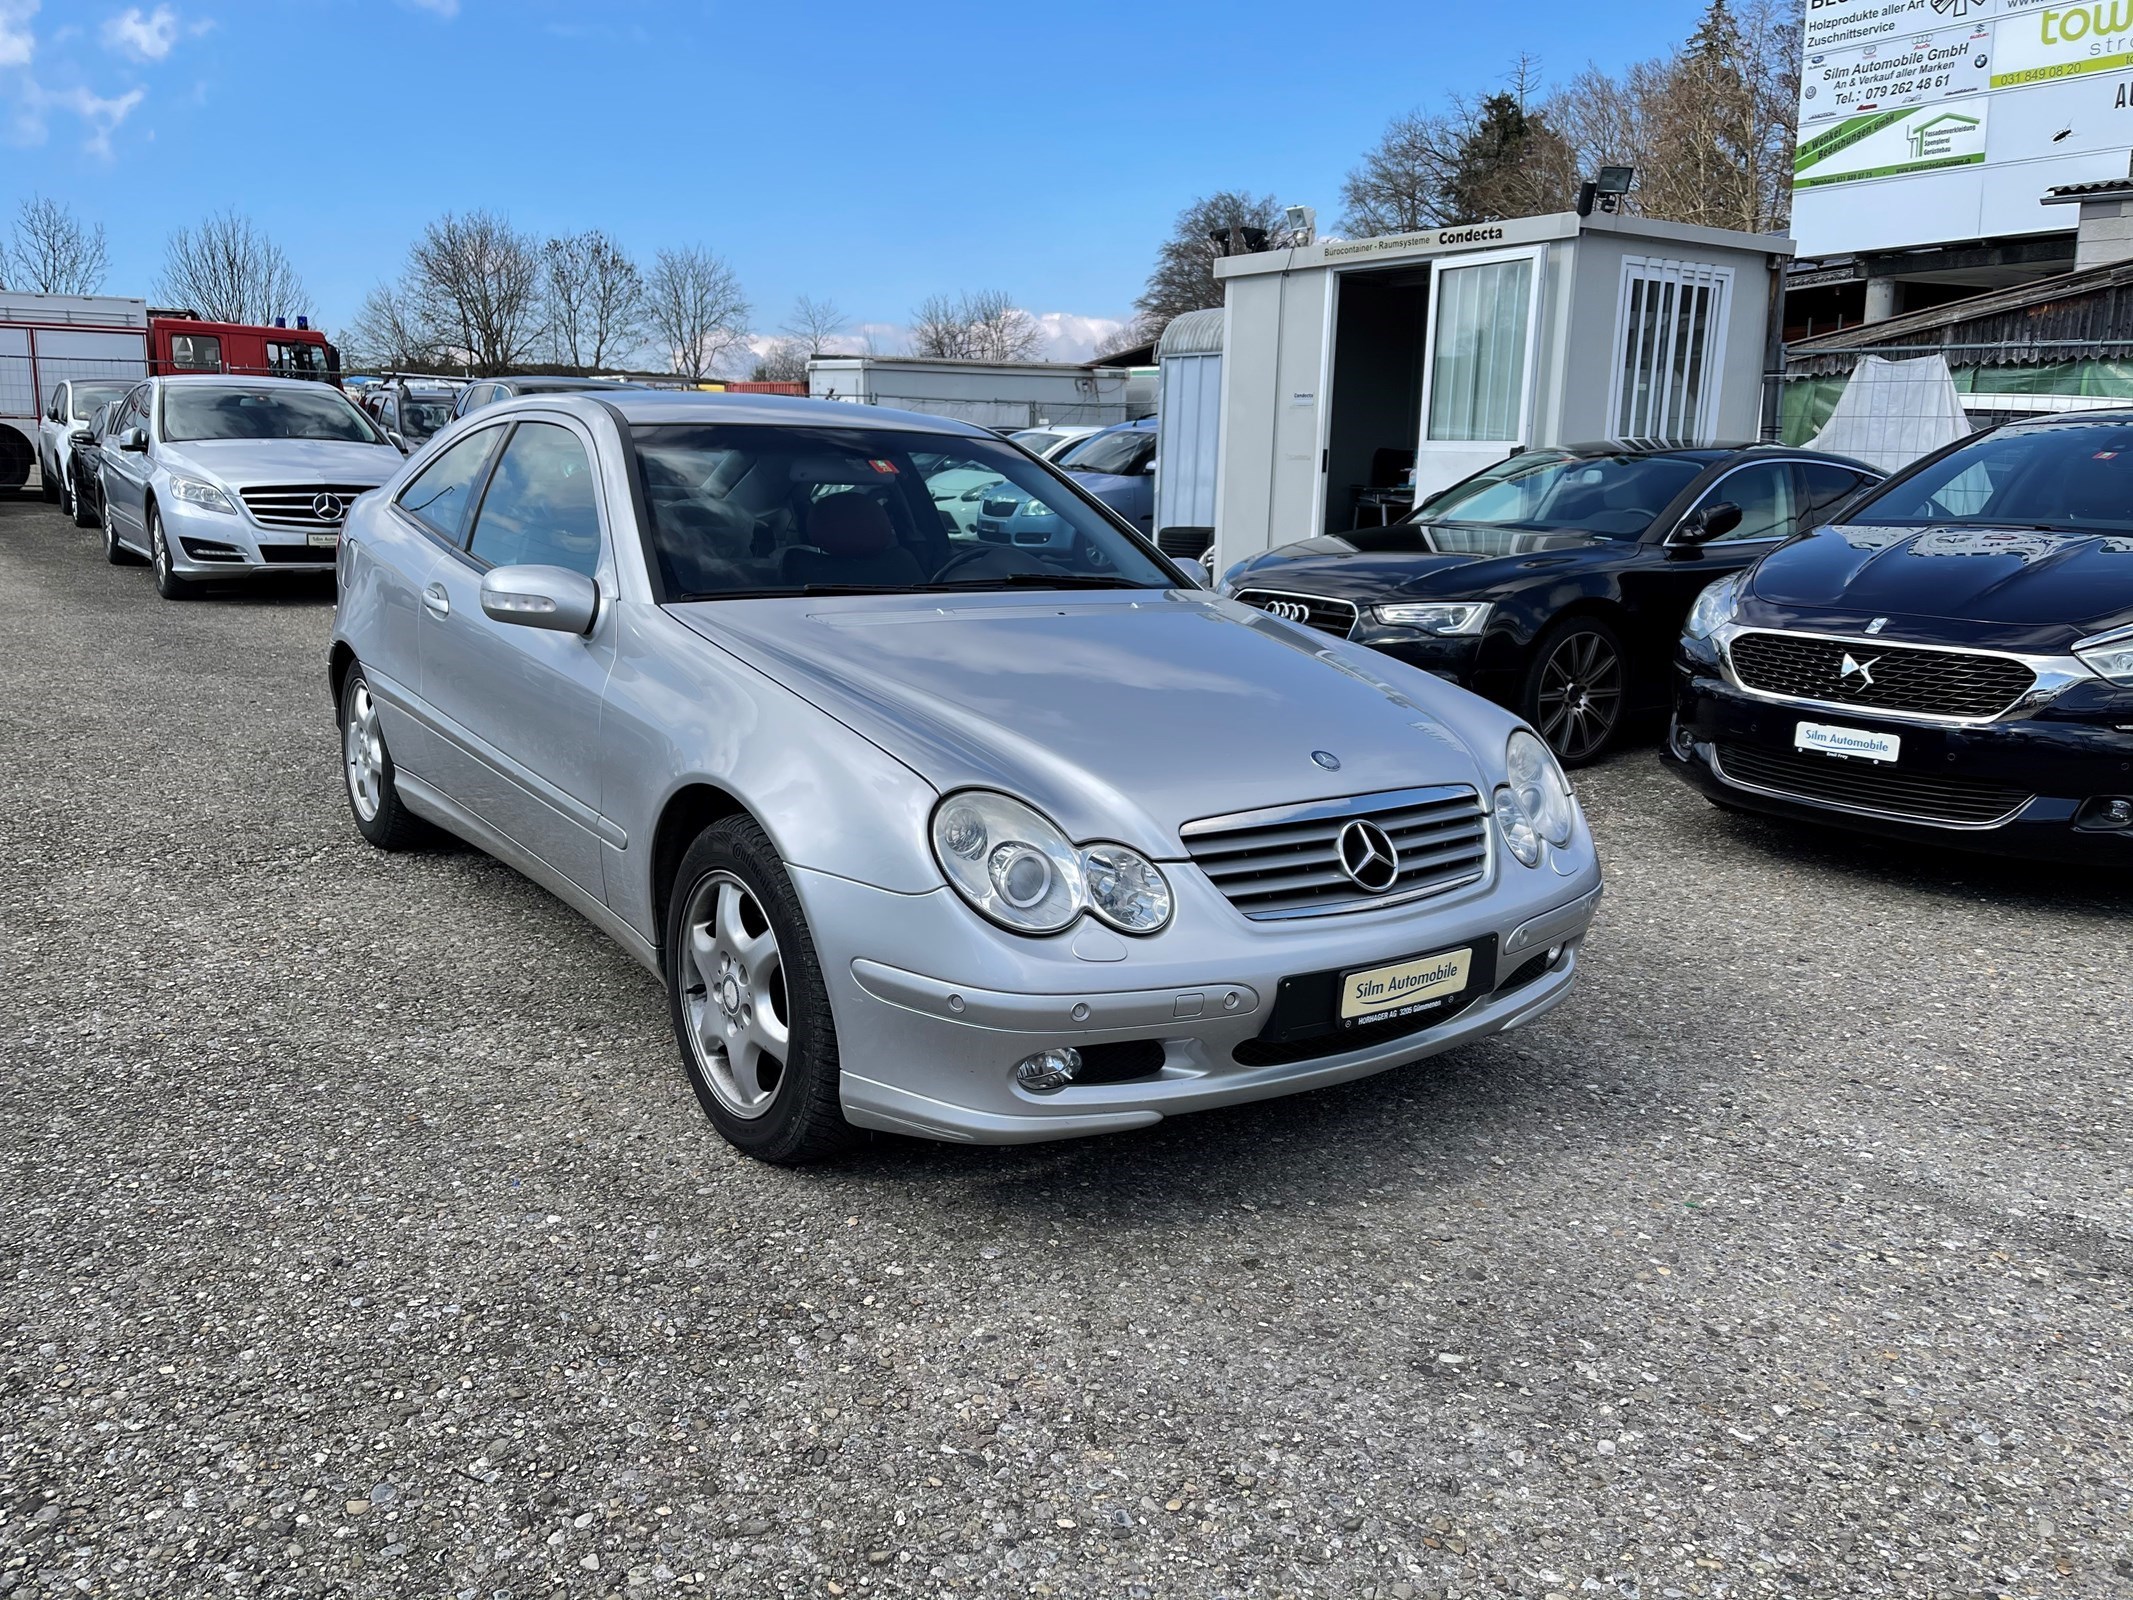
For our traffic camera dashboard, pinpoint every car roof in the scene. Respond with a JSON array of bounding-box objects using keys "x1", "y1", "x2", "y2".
[
  {"x1": 499, "y1": 375, "x2": 641, "y2": 392},
  {"x1": 1548, "y1": 439, "x2": 1882, "y2": 472},
  {"x1": 1995, "y1": 407, "x2": 2133, "y2": 432},
  {"x1": 583, "y1": 390, "x2": 998, "y2": 437},
  {"x1": 149, "y1": 374, "x2": 348, "y2": 392}
]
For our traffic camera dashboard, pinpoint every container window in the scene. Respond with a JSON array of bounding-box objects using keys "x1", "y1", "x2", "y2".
[{"x1": 1426, "y1": 257, "x2": 1534, "y2": 444}]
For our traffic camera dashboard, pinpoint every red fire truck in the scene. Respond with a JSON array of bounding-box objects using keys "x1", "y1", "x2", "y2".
[{"x1": 147, "y1": 310, "x2": 342, "y2": 384}]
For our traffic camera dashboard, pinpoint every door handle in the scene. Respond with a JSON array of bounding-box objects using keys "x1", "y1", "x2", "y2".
[{"x1": 421, "y1": 583, "x2": 450, "y2": 618}]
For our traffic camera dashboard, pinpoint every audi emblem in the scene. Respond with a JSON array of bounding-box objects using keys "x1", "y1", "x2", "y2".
[
  {"x1": 1336, "y1": 819, "x2": 1401, "y2": 894},
  {"x1": 1258, "y1": 598, "x2": 1311, "y2": 623},
  {"x1": 312, "y1": 492, "x2": 346, "y2": 522}
]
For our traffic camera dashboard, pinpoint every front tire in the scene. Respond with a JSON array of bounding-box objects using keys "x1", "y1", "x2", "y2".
[
  {"x1": 149, "y1": 505, "x2": 197, "y2": 600},
  {"x1": 664, "y1": 817, "x2": 855, "y2": 1164},
  {"x1": 1520, "y1": 616, "x2": 1628, "y2": 766},
  {"x1": 339, "y1": 665, "x2": 431, "y2": 850},
  {"x1": 72, "y1": 476, "x2": 98, "y2": 530},
  {"x1": 39, "y1": 462, "x2": 59, "y2": 503}
]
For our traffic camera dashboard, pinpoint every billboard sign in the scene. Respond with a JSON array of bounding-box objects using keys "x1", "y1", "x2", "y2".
[{"x1": 1791, "y1": 0, "x2": 2133, "y2": 256}]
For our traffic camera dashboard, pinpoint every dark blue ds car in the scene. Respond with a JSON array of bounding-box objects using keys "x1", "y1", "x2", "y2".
[{"x1": 1667, "y1": 413, "x2": 2133, "y2": 862}]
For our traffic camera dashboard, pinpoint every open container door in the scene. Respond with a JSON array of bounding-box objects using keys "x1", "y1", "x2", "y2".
[{"x1": 1413, "y1": 249, "x2": 1545, "y2": 500}]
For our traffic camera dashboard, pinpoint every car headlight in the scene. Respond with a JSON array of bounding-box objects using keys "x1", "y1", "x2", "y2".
[
  {"x1": 931, "y1": 791, "x2": 1172, "y2": 936},
  {"x1": 2074, "y1": 626, "x2": 2133, "y2": 686},
  {"x1": 1505, "y1": 728, "x2": 1576, "y2": 847},
  {"x1": 1019, "y1": 500, "x2": 1056, "y2": 519},
  {"x1": 1373, "y1": 600, "x2": 1492, "y2": 635},
  {"x1": 168, "y1": 475, "x2": 236, "y2": 514},
  {"x1": 1684, "y1": 570, "x2": 1743, "y2": 641},
  {"x1": 1080, "y1": 843, "x2": 1173, "y2": 933}
]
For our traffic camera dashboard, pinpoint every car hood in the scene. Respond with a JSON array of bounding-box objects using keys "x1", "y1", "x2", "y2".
[
  {"x1": 161, "y1": 438, "x2": 404, "y2": 486},
  {"x1": 667, "y1": 590, "x2": 1503, "y2": 854},
  {"x1": 1234, "y1": 523, "x2": 1613, "y2": 600},
  {"x1": 1748, "y1": 523, "x2": 2133, "y2": 640}
]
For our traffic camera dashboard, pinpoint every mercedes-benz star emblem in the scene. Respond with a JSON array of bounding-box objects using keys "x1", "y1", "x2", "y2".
[
  {"x1": 1311, "y1": 750, "x2": 1341, "y2": 771},
  {"x1": 1260, "y1": 598, "x2": 1310, "y2": 623},
  {"x1": 1336, "y1": 819, "x2": 1401, "y2": 894},
  {"x1": 312, "y1": 492, "x2": 345, "y2": 522},
  {"x1": 1840, "y1": 652, "x2": 1879, "y2": 687}
]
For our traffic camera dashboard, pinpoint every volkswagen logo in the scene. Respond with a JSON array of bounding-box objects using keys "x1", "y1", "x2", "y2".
[
  {"x1": 1336, "y1": 819, "x2": 1401, "y2": 894},
  {"x1": 1258, "y1": 598, "x2": 1311, "y2": 623},
  {"x1": 312, "y1": 492, "x2": 346, "y2": 523}
]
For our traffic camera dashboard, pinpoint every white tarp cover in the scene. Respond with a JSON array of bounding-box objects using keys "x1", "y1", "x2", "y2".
[{"x1": 1808, "y1": 353, "x2": 1969, "y2": 473}]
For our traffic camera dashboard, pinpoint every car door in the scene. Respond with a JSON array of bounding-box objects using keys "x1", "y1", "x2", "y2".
[
  {"x1": 40, "y1": 384, "x2": 66, "y2": 482},
  {"x1": 101, "y1": 385, "x2": 153, "y2": 543},
  {"x1": 1792, "y1": 460, "x2": 1879, "y2": 531},
  {"x1": 417, "y1": 415, "x2": 618, "y2": 899}
]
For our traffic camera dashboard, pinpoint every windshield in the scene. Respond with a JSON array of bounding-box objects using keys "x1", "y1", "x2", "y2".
[
  {"x1": 1849, "y1": 421, "x2": 2133, "y2": 532},
  {"x1": 1057, "y1": 427, "x2": 1154, "y2": 476},
  {"x1": 630, "y1": 423, "x2": 1178, "y2": 600},
  {"x1": 1406, "y1": 452, "x2": 1704, "y2": 538},
  {"x1": 400, "y1": 397, "x2": 457, "y2": 441},
  {"x1": 1010, "y1": 429, "x2": 1063, "y2": 452},
  {"x1": 72, "y1": 383, "x2": 128, "y2": 420},
  {"x1": 162, "y1": 384, "x2": 384, "y2": 445}
]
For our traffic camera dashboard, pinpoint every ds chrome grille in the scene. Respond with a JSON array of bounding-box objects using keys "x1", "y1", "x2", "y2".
[
  {"x1": 1728, "y1": 631, "x2": 2035, "y2": 720},
  {"x1": 1181, "y1": 785, "x2": 1488, "y2": 920},
  {"x1": 1713, "y1": 742, "x2": 2032, "y2": 827},
  {"x1": 237, "y1": 484, "x2": 372, "y2": 530},
  {"x1": 1233, "y1": 588, "x2": 1359, "y2": 638}
]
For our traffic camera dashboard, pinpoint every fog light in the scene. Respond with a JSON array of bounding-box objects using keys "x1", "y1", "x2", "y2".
[
  {"x1": 1014, "y1": 1048, "x2": 1082, "y2": 1093},
  {"x1": 2076, "y1": 796, "x2": 2133, "y2": 832},
  {"x1": 1668, "y1": 718, "x2": 1695, "y2": 760}
]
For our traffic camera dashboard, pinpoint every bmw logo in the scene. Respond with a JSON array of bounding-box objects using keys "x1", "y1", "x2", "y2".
[{"x1": 1312, "y1": 750, "x2": 1341, "y2": 771}]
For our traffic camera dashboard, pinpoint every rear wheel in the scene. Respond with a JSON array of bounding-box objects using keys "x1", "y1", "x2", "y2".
[
  {"x1": 1521, "y1": 616, "x2": 1628, "y2": 766},
  {"x1": 149, "y1": 506, "x2": 197, "y2": 600},
  {"x1": 339, "y1": 665, "x2": 431, "y2": 850},
  {"x1": 664, "y1": 817, "x2": 855, "y2": 1164}
]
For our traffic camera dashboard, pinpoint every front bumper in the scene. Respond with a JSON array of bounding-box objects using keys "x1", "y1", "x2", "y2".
[
  {"x1": 162, "y1": 495, "x2": 339, "y2": 576},
  {"x1": 1665, "y1": 640, "x2": 2133, "y2": 863},
  {"x1": 795, "y1": 833, "x2": 1602, "y2": 1145}
]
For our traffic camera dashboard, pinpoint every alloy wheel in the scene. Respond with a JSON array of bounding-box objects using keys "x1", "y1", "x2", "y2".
[
  {"x1": 152, "y1": 518, "x2": 169, "y2": 582},
  {"x1": 1535, "y1": 629, "x2": 1624, "y2": 762},
  {"x1": 678, "y1": 871, "x2": 791, "y2": 1120},
  {"x1": 343, "y1": 681, "x2": 385, "y2": 822}
]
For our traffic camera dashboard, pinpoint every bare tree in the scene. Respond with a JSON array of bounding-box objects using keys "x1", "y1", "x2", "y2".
[
  {"x1": 1340, "y1": 110, "x2": 1462, "y2": 237},
  {"x1": 752, "y1": 337, "x2": 811, "y2": 382},
  {"x1": 4, "y1": 196, "x2": 109, "y2": 295},
  {"x1": 347, "y1": 283, "x2": 448, "y2": 372},
  {"x1": 906, "y1": 291, "x2": 1045, "y2": 361},
  {"x1": 780, "y1": 294, "x2": 848, "y2": 357},
  {"x1": 646, "y1": 246, "x2": 750, "y2": 381},
  {"x1": 156, "y1": 210, "x2": 307, "y2": 325},
  {"x1": 908, "y1": 293, "x2": 976, "y2": 359},
  {"x1": 542, "y1": 230, "x2": 644, "y2": 371},
  {"x1": 406, "y1": 211, "x2": 545, "y2": 374},
  {"x1": 1129, "y1": 192, "x2": 1306, "y2": 346}
]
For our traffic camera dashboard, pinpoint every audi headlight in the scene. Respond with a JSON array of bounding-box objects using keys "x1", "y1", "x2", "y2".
[
  {"x1": 1374, "y1": 600, "x2": 1492, "y2": 635},
  {"x1": 1684, "y1": 570, "x2": 1743, "y2": 641},
  {"x1": 168, "y1": 475, "x2": 236, "y2": 514},
  {"x1": 2074, "y1": 625, "x2": 2133, "y2": 687},
  {"x1": 1505, "y1": 728, "x2": 1576, "y2": 847}
]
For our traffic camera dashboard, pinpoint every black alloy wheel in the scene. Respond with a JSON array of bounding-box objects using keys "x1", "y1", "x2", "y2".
[{"x1": 1523, "y1": 618, "x2": 1627, "y2": 766}]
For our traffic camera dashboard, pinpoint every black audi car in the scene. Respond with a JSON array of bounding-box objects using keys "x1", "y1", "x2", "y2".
[
  {"x1": 1665, "y1": 413, "x2": 2133, "y2": 862},
  {"x1": 1219, "y1": 443, "x2": 1881, "y2": 762}
]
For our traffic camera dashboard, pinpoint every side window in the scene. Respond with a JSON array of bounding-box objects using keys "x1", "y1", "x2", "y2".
[
  {"x1": 1704, "y1": 462, "x2": 1794, "y2": 542},
  {"x1": 1793, "y1": 462, "x2": 1873, "y2": 527},
  {"x1": 48, "y1": 385, "x2": 64, "y2": 421},
  {"x1": 169, "y1": 333, "x2": 223, "y2": 373},
  {"x1": 467, "y1": 422, "x2": 603, "y2": 578},
  {"x1": 397, "y1": 426, "x2": 501, "y2": 544}
]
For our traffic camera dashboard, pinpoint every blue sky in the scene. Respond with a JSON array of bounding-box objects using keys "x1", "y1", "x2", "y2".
[{"x1": 1, "y1": 0, "x2": 1706, "y2": 360}]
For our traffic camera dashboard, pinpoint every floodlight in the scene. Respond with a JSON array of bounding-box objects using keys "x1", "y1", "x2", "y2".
[{"x1": 1596, "y1": 166, "x2": 1636, "y2": 197}]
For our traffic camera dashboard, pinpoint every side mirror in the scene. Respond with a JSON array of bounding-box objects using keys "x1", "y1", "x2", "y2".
[
  {"x1": 120, "y1": 427, "x2": 148, "y2": 453},
  {"x1": 388, "y1": 431, "x2": 410, "y2": 455},
  {"x1": 69, "y1": 429, "x2": 94, "y2": 448},
  {"x1": 479, "y1": 563, "x2": 599, "y2": 635},
  {"x1": 1671, "y1": 501, "x2": 1741, "y2": 550}
]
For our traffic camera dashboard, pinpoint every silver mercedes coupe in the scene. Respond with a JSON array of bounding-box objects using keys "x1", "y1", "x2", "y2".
[{"x1": 328, "y1": 392, "x2": 1602, "y2": 1162}]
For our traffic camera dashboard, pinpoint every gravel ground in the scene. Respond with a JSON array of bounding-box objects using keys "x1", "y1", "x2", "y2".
[{"x1": 1, "y1": 492, "x2": 2129, "y2": 1600}]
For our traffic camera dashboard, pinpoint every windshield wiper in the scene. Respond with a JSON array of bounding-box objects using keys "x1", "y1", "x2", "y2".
[{"x1": 948, "y1": 572, "x2": 1160, "y2": 590}]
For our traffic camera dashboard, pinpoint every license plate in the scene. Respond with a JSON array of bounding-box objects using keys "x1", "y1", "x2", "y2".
[
  {"x1": 1338, "y1": 946, "x2": 1472, "y2": 1026},
  {"x1": 306, "y1": 532, "x2": 340, "y2": 549},
  {"x1": 1794, "y1": 720, "x2": 1899, "y2": 763}
]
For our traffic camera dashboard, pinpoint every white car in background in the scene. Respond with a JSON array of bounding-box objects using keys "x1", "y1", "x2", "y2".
[
  {"x1": 38, "y1": 377, "x2": 132, "y2": 514},
  {"x1": 1010, "y1": 424, "x2": 1101, "y2": 460}
]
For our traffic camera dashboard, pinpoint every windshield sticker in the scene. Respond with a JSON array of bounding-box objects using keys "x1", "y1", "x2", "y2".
[{"x1": 867, "y1": 459, "x2": 899, "y2": 475}]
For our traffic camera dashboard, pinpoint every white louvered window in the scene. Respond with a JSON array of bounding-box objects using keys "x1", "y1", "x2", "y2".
[{"x1": 1609, "y1": 257, "x2": 1732, "y2": 443}]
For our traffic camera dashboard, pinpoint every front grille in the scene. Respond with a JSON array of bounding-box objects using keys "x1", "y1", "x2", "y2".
[
  {"x1": 1181, "y1": 786, "x2": 1488, "y2": 920},
  {"x1": 1713, "y1": 742, "x2": 2032, "y2": 827},
  {"x1": 1233, "y1": 588, "x2": 1359, "y2": 638},
  {"x1": 1232, "y1": 991, "x2": 1482, "y2": 1067},
  {"x1": 237, "y1": 484, "x2": 372, "y2": 530},
  {"x1": 258, "y1": 544, "x2": 335, "y2": 564},
  {"x1": 1158, "y1": 526, "x2": 1214, "y2": 559},
  {"x1": 980, "y1": 495, "x2": 1020, "y2": 518},
  {"x1": 1728, "y1": 631, "x2": 2035, "y2": 720}
]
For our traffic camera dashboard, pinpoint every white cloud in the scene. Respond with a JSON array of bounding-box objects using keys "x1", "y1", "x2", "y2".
[
  {"x1": 101, "y1": 4, "x2": 179, "y2": 61},
  {"x1": 10, "y1": 80, "x2": 145, "y2": 156},
  {"x1": 1033, "y1": 311, "x2": 1129, "y2": 363},
  {"x1": 0, "y1": 0, "x2": 38, "y2": 69},
  {"x1": 405, "y1": 0, "x2": 459, "y2": 16}
]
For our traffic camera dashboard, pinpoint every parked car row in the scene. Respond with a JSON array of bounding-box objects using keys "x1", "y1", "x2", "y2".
[{"x1": 1220, "y1": 421, "x2": 2133, "y2": 864}]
